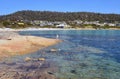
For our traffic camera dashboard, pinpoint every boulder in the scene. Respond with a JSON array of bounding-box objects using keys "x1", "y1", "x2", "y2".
[
  {"x1": 25, "y1": 57, "x2": 32, "y2": 62},
  {"x1": 38, "y1": 58, "x2": 45, "y2": 61}
]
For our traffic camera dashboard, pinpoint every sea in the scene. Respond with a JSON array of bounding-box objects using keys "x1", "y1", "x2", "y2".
[{"x1": 2, "y1": 30, "x2": 120, "y2": 79}]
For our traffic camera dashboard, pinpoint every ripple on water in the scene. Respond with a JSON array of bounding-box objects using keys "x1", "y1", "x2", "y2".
[{"x1": 1, "y1": 30, "x2": 120, "y2": 79}]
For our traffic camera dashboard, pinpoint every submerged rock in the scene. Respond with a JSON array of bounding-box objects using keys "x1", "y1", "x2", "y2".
[
  {"x1": 50, "y1": 48, "x2": 58, "y2": 52},
  {"x1": 38, "y1": 58, "x2": 45, "y2": 61},
  {"x1": 47, "y1": 71, "x2": 54, "y2": 75},
  {"x1": 0, "y1": 60, "x2": 59, "y2": 79},
  {"x1": 25, "y1": 57, "x2": 32, "y2": 62},
  {"x1": 25, "y1": 57, "x2": 45, "y2": 62},
  {"x1": 70, "y1": 70, "x2": 77, "y2": 74}
]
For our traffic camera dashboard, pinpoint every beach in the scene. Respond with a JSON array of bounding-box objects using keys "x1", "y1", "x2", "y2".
[
  {"x1": 0, "y1": 31, "x2": 61, "y2": 60},
  {"x1": 0, "y1": 27, "x2": 120, "y2": 32},
  {"x1": 0, "y1": 31, "x2": 61, "y2": 79},
  {"x1": 0, "y1": 27, "x2": 96, "y2": 31},
  {"x1": 0, "y1": 30, "x2": 120, "y2": 79}
]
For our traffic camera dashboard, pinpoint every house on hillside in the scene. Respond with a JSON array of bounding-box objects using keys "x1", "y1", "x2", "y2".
[
  {"x1": 108, "y1": 23, "x2": 116, "y2": 26},
  {"x1": 56, "y1": 23, "x2": 70, "y2": 28},
  {"x1": 115, "y1": 23, "x2": 120, "y2": 27},
  {"x1": 30, "y1": 20, "x2": 41, "y2": 25},
  {"x1": 40, "y1": 21, "x2": 54, "y2": 26},
  {"x1": 74, "y1": 20, "x2": 83, "y2": 25},
  {"x1": 17, "y1": 22, "x2": 25, "y2": 26}
]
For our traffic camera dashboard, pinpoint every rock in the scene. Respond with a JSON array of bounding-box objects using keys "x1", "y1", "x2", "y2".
[
  {"x1": 70, "y1": 70, "x2": 77, "y2": 74},
  {"x1": 25, "y1": 57, "x2": 32, "y2": 62},
  {"x1": 47, "y1": 71, "x2": 54, "y2": 75},
  {"x1": 25, "y1": 57, "x2": 45, "y2": 62},
  {"x1": 50, "y1": 48, "x2": 58, "y2": 52},
  {"x1": 5, "y1": 62, "x2": 16, "y2": 66},
  {"x1": 32, "y1": 59, "x2": 38, "y2": 61},
  {"x1": 38, "y1": 58, "x2": 45, "y2": 61}
]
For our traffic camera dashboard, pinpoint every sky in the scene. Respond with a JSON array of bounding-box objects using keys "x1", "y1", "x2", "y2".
[{"x1": 0, "y1": 0, "x2": 120, "y2": 15}]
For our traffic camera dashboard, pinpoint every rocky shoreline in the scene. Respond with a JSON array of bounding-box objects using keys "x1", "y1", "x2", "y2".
[
  {"x1": 0, "y1": 31, "x2": 61, "y2": 60},
  {"x1": 0, "y1": 31, "x2": 61, "y2": 79},
  {"x1": 0, "y1": 58, "x2": 59, "y2": 79}
]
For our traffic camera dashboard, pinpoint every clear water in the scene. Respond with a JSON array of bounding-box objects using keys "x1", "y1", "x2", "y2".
[{"x1": 15, "y1": 30, "x2": 120, "y2": 79}]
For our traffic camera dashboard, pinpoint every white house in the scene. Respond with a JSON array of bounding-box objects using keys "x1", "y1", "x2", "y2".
[
  {"x1": 56, "y1": 24, "x2": 69, "y2": 28},
  {"x1": 108, "y1": 23, "x2": 116, "y2": 26}
]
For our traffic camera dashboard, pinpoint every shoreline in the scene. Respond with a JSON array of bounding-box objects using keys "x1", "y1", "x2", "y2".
[
  {"x1": 0, "y1": 27, "x2": 120, "y2": 31},
  {"x1": 0, "y1": 33, "x2": 61, "y2": 60}
]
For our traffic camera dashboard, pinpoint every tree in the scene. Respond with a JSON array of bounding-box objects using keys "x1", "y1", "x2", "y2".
[{"x1": 2, "y1": 21, "x2": 11, "y2": 27}]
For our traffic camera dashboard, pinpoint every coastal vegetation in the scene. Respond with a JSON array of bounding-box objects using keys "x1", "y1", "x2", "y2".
[{"x1": 0, "y1": 10, "x2": 120, "y2": 22}]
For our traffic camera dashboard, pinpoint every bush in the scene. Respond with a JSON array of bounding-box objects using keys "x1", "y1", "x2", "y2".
[{"x1": 2, "y1": 21, "x2": 11, "y2": 26}]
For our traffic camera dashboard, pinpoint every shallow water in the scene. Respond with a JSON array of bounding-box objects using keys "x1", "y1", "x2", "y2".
[{"x1": 1, "y1": 30, "x2": 120, "y2": 79}]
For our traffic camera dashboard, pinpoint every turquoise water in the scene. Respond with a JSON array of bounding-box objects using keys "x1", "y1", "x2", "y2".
[{"x1": 18, "y1": 30, "x2": 120, "y2": 79}]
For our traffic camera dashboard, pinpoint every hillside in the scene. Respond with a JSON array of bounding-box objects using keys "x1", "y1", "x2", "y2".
[{"x1": 0, "y1": 10, "x2": 120, "y2": 22}]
